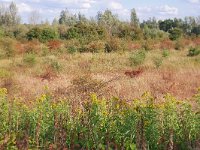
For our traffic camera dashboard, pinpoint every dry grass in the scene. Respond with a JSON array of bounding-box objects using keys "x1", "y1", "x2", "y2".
[{"x1": 0, "y1": 49, "x2": 200, "y2": 100}]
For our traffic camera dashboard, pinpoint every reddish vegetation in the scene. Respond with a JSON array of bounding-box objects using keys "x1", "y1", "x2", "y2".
[
  {"x1": 48, "y1": 40, "x2": 62, "y2": 51},
  {"x1": 160, "y1": 39, "x2": 174, "y2": 49},
  {"x1": 24, "y1": 40, "x2": 41, "y2": 54},
  {"x1": 125, "y1": 68, "x2": 144, "y2": 78},
  {"x1": 128, "y1": 42, "x2": 142, "y2": 50},
  {"x1": 193, "y1": 37, "x2": 200, "y2": 46}
]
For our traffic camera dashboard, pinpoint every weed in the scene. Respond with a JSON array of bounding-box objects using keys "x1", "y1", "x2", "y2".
[
  {"x1": 187, "y1": 47, "x2": 200, "y2": 57},
  {"x1": 23, "y1": 53, "x2": 36, "y2": 66},
  {"x1": 162, "y1": 49, "x2": 170, "y2": 58},
  {"x1": 129, "y1": 50, "x2": 146, "y2": 66},
  {"x1": 153, "y1": 57, "x2": 163, "y2": 68}
]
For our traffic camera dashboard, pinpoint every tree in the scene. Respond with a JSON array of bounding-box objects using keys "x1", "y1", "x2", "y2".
[
  {"x1": 52, "y1": 18, "x2": 59, "y2": 26},
  {"x1": 97, "y1": 9, "x2": 119, "y2": 34},
  {"x1": 58, "y1": 9, "x2": 77, "y2": 26},
  {"x1": 29, "y1": 10, "x2": 41, "y2": 25},
  {"x1": 130, "y1": 8, "x2": 139, "y2": 27},
  {"x1": 0, "y1": 2, "x2": 20, "y2": 26},
  {"x1": 159, "y1": 19, "x2": 174, "y2": 32},
  {"x1": 9, "y1": 2, "x2": 20, "y2": 25},
  {"x1": 191, "y1": 25, "x2": 200, "y2": 36},
  {"x1": 169, "y1": 28, "x2": 182, "y2": 40}
]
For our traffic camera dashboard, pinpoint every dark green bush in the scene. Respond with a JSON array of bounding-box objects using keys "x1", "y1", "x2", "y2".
[
  {"x1": 169, "y1": 28, "x2": 182, "y2": 41},
  {"x1": 67, "y1": 46, "x2": 77, "y2": 54},
  {"x1": 187, "y1": 47, "x2": 200, "y2": 57},
  {"x1": 40, "y1": 28, "x2": 58, "y2": 42},
  {"x1": 26, "y1": 27, "x2": 58, "y2": 42},
  {"x1": 26, "y1": 27, "x2": 42, "y2": 41}
]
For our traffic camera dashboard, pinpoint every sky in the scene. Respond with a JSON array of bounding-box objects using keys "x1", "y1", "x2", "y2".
[{"x1": 1, "y1": 0, "x2": 200, "y2": 23}]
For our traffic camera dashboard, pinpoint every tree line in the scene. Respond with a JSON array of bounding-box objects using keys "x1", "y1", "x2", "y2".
[{"x1": 0, "y1": 2, "x2": 200, "y2": 43}]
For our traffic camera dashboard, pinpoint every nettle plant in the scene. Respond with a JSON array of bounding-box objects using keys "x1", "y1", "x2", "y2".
[{"x1": 0, "y1": 88, "x2": 200, "y2": 149}]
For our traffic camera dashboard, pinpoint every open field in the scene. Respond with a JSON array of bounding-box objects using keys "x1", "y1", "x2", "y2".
[
  {"x1": 1, "y1": 1, "x2": 200, "y2": 149},
  {"x1": 1, "y1": 49, "x2": 200, "y2": 100}
]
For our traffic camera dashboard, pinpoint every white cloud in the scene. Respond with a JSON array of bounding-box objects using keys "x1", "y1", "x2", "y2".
[
  {"x1": 109, "y1": 1, "x2": 123, "y2": 10},
  {"x1": 159, "y1": 5, "x2": 178, "y2": 15},
  {"x1": 188, "y1": 0, "x2": 200, "y2": 3},
  {"x1": 17, "y1": 3, "x2": 33, "y2": 13}
]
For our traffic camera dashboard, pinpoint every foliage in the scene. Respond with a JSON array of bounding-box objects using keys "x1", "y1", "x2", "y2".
[
  {"x1": 105, "y1": 37, "x2": 122, "y2": 52},
  {"x1": 187, "y1": 47, "x2": 200, "y2": 57},
  {"x1": 169, "y1": 28, "x2": 183, "y2": 41},
  {"x1": 23, "y1": 53, "x2": 36, "y2": 66},
  {"x1": 162, "y1": 49, "x2": 170, "y2": 58},
  {"x1": 26, "y1": 27, "x2": 58, "y2": 42},
  {"x1": 47, "y1": 40, "x2": 62, "y2": 51},
  {"x1": 153, "y1": 56, "x2": 163, "y2": 68},
  {"x1": 129, "y1": 50, "x2": 146, "y2": 66},
  {"x1": 0, "y1": 88, "x2": 199, "y2": 149},
  {"x1": 0, "y1": 37, "x2": 16, "y2": 58}
]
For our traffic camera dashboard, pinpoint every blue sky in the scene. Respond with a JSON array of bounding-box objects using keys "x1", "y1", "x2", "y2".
[{"x1": 1, "y1": 0, "x2": 200, "y2": 23}]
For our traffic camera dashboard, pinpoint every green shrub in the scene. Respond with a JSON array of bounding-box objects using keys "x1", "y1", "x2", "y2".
[
  {"x1": 23, "y1": 53, "x2": 36, "y2": 66},
  {"x1": 187, "y1": 47, "x2": 200, "y2": 57},
  {"x1": 153, "y1": 57, "x2": 163, "y2": 68},
  {"x1": 0, "y1": 89, "x2": 199, "y2": 149},
  {"x1": 67, "y1": 46, "x2": 77, "y2": 54},
  {"x1": 40, "y1": 28, "x2": 58, "y2": 42},
  {"x1": 50, "y1": 60, "x2": 62, "y2": 72},
  {"x1": 26, "y1": 27, "x2": 58, "y2": 42},
  {"x1": 129, "y1": 50, "x2": 146, "y2": 66},
  {"x1": 169, "y1": 28, "x2": 182, "y2": 41},
  {"x1": 162, "y1": 49, "x2": 170, "y2": 58},
  {"x1": 26, "y1": 27, "x2": 42, "y2": 41}
]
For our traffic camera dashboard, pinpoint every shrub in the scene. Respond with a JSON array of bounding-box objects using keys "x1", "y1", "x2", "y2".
[
  {"x1": 175, "y1": 40, "x2": 184, "y2": 50},
  {"x1": 26, "y1": 27, "x2": 42, "y2": 41},
  {"x1": 169, "y1": 28, "x2": 182, "y2": 41},
  {"x1": 47, "y1": 40, "x2": 62, "y2": 51},
  {"x1": 67, "y1": 46, "x2": 77, "y2": 54},
  {"x1": 86, "y1": 41, "x2": 105, "y2": 53},
  {"x1": 105, "y1": 37, "x2": 122, "y2": 52},
  {"x1": 129, "y1": 50, "x2": 146, "y2": 66},
  {"x1": 153, "y1": 57, "x2": 163, "y2": 68},
  {"x1": 40, "y1": 28, "x2": 58, "y2": 42},
  {"x1": 162, "y1": 49, "x2": 170, "y2": 58},
  {"x1": 187, "y1": 47, "x2": 200, "y2": 57},
  {"x1": 0, "y1": 89, "x2": 199, "y2": 149},
  {"x1": 142, "y1": 40, "x2": 154, "y2": 51},
  {"x1": 50, "y1": 60, "x2": 62, "y2": 72},
  {"x1": 23, "y1": 53, "x2": 36, "y2": 66},
  {"x1": 0, "y1": 38, "x2": 16, "y2": 58},
  {"x1": 26, "y1": 27, "x2": 58, "y2": 42},
  {"x1": 24, "y1": 40, "x2": 41, "y2": 54}
]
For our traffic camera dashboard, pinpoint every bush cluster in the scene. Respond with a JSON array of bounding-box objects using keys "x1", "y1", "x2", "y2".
[{"x1": 0, "y1": 88, "x2": 200, "y2": 149}]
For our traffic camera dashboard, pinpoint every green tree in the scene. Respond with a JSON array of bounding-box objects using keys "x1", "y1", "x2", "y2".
[
  {"x1": 130, "y1": 8, "x2": 139, "y2": 27},
  {"x1": 58, "y1": 9, "x2": 77, "y2": 26},
  {"x1": 97, "y1": 9, "x2": 119, "y2": 34},
  {"x1": 169, "y1": 28, "x2": 182, "y2": 41}
]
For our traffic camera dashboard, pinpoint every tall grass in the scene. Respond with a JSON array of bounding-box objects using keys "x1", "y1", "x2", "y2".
[{"x1": 0, "y1": 88, "x2": 200, "y2": 149}]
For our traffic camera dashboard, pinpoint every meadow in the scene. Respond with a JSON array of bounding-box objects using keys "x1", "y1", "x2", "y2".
[{"x1": 1, "y1": 1, "x2": 200, "y2": 149}]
